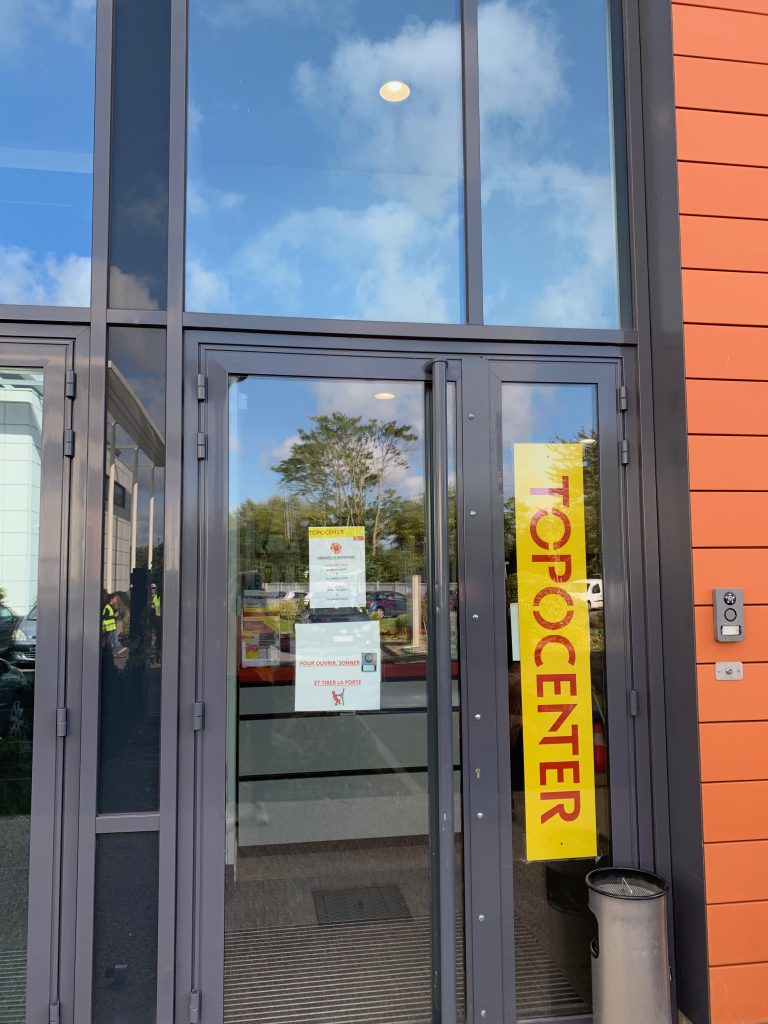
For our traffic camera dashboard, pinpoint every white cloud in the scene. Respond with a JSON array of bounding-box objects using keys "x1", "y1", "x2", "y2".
[
  {"x1": 186, "y1": 258, "x2": 231, "y2": 311},
  {"x1": 294, "y1": 15, "x2": 462, "y2": 217},
  {"x1": 108, "y1": 267, "x2": 160, "y2": 311},
  {"x1": 214, "y1": 199, "x2": 460, "y2": 322},
  {"x1": 0, "y1": 0, "x2": 95, "y2": 54},
  {"x1": 0, "y1": 246, "x2": 90, "y2": 306},
  {"x1": 187, "y1": 181, "x2": 246, "y2": 217}
]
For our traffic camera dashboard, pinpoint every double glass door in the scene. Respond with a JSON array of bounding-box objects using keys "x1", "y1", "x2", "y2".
[{"x1": 183, "y1": 345, "x2": 638, "y2": 1024}]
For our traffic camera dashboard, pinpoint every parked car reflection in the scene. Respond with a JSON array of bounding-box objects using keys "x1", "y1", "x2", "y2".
[
  {"x1": 11, "y1": 603, "x2": 37, "y2": 671},
  {"x1": 0, "y1": 658, "x2": 33, "y2": 741},
  {"x1": 0, "y1": 603, "x2": 19, "y2": 656}
]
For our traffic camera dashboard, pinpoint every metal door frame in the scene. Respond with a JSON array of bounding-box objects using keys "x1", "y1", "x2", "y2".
[
  {"x1": 0, "y1": 335, "x2": 77, "y2": 1024},
  {"x1": 177, "y1": 335, "x2": 651, "y2": 1024}
]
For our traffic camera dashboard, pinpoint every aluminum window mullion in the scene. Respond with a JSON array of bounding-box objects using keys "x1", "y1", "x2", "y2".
[
  {"x1": 460, "y1": 0, "x2": 484, "y2": 326},
  {"x1": 428, "y1": 360, "x2": 458, "y2": 1023}
]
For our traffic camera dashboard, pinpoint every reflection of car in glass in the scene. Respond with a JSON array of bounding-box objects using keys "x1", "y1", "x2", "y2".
[
  {"x1": 0, "y1": 658, "x2": 33, "y2": 739},
  {"x1": 11, "y1": 603, "x2": 37, "y2": 669},
  {"x1": 367, "y1": 591, "x2": 408, "y2": 619},
  {"x1": 574, "y1": 579, "x2": 603, "y2": 611},
  {"x1": 0, "y1": 603, "x2": 19, "y2": 655},
  {"x1": 300, "y1": 606, "x2": 369, "y2": 624}
]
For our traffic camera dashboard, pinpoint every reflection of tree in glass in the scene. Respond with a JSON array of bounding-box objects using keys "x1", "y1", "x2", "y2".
[
  {"x1": 272, "y1": 413, "x2": 417, "y2": 555},
  {"x1": 505, "y1": 430, "x2": 601, "y2": 604}
]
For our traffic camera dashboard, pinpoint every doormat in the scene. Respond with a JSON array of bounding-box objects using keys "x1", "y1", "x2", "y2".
[{"x1": 313, "y1": 884, "x2": 411, "y2": 925}]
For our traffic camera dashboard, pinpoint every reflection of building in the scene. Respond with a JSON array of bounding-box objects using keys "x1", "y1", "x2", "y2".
[
  {"x1": 0, "y1": 372, "x2": 42, "y2": 617},
  {"x1": 102, "y1": 361, "x2": 165, "y2": 594}
]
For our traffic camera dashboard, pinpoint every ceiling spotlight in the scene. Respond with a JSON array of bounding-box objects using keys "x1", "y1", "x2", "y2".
[
  {"x1": 379, "y1": 81, "x2": 410, "y2": 102},
  {"x1": 374, "y1": 392, "x2": 396, "y2": 400}
]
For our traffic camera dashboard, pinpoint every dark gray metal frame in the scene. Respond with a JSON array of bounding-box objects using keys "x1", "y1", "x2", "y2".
[{"x1": 0, "y1": 0, "x2": 708, "y2": 1019}]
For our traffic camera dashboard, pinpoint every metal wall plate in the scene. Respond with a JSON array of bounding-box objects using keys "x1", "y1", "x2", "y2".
[{"x1": 715, "y1": 662, "x2": 743, "y2": 681}]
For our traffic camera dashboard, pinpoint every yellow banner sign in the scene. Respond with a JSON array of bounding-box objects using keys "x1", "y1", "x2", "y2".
[{"x1": 514, "y1": 443, "x2": 597, "y2": 861}]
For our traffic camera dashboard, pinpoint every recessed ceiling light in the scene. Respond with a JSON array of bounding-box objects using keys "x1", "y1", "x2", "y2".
[
  {"x1": 379, "y1": 81, "x2": 410, "y2": 102},
  {"x1": 374, "y1": 392, "x2": 396, "y2": 400}
]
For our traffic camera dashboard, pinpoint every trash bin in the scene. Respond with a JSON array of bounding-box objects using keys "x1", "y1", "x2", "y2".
[{"x1": 586, "y1": 867, "x2": 672, "y2": 1024}]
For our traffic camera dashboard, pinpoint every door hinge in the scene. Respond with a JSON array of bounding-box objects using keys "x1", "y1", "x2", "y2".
[
  {"x1": 65, "y1": 369, "x2": 77, "y2": 400},
  {"x1": 197, "y1": 432, "x2": 207, "y2": 460},
  {"x1": 197, "y1": 373, "x2": 207, "y2": 402},
  {"x1": 64, "y1": 428, "x2": 75, "y2": 458},
  {"x1": 620, "y1": 439, "x2": 629, "y2": 466},
  {"x1": 618, "y1": 385, "x2": 628, "y2": 412},
  {"x1": 629, "y1": 690, "x2": 640, "y2": 717},
  {"x1": 190, "y1": 989, "x2": 201, "y2": 1023},
  {"x1": 49, "y1": 1003, "x2": 61, "y2": 1024},
  {"x1": 193, "y1": 702, "x2": 205, "y2": 731},
  {"x1": 56, "y1": 707, "x2": 68, "y2": 738}
]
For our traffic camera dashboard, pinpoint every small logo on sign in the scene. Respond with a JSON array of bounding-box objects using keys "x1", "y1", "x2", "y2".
[
  {"x1": 330, "y1": 542, "x2": 342, "y2": 555},
  {"x1": 331, "y1": 689, "x2": 345, "y2": 706}
]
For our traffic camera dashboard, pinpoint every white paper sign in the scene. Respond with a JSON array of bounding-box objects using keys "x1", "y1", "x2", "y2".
[
  {"x1": 295, "y1": 621, "x2": 381, "y2": 711},
  {"x1": 308, "y1": 526, "x2": 366, "y2": 609}
]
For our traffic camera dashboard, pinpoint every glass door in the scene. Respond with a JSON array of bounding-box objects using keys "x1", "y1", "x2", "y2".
[
  {"x1": 0, "y1": 345, "x2": 71, "y2": 1024},
  {"x1": 188, "y1": 350, "x2": 465, "y2": 1024},
  {"x1": 487, "y1": 358, "x2": 636, "y2": 1022},
  {"x1": 182, "y1": 345, "x2": 643, "y2": 1024}
]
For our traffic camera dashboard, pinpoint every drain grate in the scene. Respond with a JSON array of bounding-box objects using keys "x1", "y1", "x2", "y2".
[
  {"x1": 313, "y1": 884, "x2": 411, "y2": 926},
  {"x1": 0, "y1": 950, "x2": 26, "y2": 1024}
]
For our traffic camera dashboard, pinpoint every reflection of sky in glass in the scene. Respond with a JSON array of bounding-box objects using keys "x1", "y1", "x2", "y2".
[
  {"x1": 0, "y1": 2, "x2": 96, "y2": 306},
  {"x1": 230, "y1": 378, "x2": 426, "y2": 508},
  {"x1": 187, "y1": 0, "x2": 464, "y2": 322},
  {"x1": 188, "y1": 0, "x2": 624, "y2": 330},
  {"x1": 502, "y1": 384, "x2": 597, "y2": 497},
  {"x1": 479, "y1": 0, "x2": 622, "y2": 328}
]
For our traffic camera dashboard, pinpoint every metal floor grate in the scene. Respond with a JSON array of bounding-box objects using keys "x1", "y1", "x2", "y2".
[
  {"x1": 224, "y1": 917, "x2": 461, "y2": 1024},
  {"x1": 0, "y1": 950, "x2": 26, "y2": 1024},
  {"x1": 515, "y1": 922, "x2": 590, "y2": 1019},
  {"x1": 313, "y1": 884, "x2": 411, "y2": 926}
]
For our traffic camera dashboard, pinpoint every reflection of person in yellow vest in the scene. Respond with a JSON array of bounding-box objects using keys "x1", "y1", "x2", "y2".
[
  {"x1": 150, "y1": 582, "x2": 162, "y2": 656},
  {"x1": 102, "y1": 595, "x2": 120, "y2": 653}
]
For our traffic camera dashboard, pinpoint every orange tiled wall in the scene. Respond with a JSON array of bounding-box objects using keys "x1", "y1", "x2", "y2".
[{"x1": 673, "y1": 1, "x2": 768, "y2": 1020}]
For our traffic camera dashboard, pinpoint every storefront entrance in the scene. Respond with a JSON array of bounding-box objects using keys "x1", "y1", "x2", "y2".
[{"x1": 177, "y1": 337, "x2": 648, "y2": 1024}]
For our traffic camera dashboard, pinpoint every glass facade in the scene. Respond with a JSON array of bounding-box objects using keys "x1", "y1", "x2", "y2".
[
  {"x1": 186, "y1": 0, "x2": 627, "y2": 328},
  {"x1": 0, "y1": 2, "x2": 96, "y2": 306},
  {"x1": 0, "y1": 1, "x2": 701, "y2": 1021},
  {"x1": 109, "y1": 0, "x2": 171, "y2": 310},
  {"x1": 98, "y1": 328, "x2": 166, "y2": 814},
  {"x1": 186, "y1": 1, "x2": 464, "y2": 322},
  {"x1": 478, "y1": 0, "x2": 626, "y2": 328}
]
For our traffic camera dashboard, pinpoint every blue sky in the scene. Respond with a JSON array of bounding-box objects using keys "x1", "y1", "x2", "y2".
[
  {"x1": 0, "y1": 1, "x2": 95, "y2": 306},
  {"x1": 187, "y1": 0, "x2": 621, "y2": 328}
]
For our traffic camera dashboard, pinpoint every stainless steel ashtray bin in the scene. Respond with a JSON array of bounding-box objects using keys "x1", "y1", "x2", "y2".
[{"x1": 586, "y1": 867, "x2": 672, "y2": 1024}]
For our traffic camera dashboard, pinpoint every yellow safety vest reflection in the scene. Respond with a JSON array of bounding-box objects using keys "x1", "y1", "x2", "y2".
[
  {"x1": 102, "y1": 603, "x2": 117, "y2": 633},
  {"x1": 152, "y1": 594, "x2": 161, "y2": 618}
]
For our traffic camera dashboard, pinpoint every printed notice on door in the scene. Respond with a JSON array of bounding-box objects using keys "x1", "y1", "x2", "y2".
[
  {"x1": 514, "y1": 443, "x2": 597, "y2": 862},
  {"x1": 308, "y1": 526, "x2": 366, "y2": 609},
  {"x1": 294, "y1": 621, "x2": 381, "y2": 712}
]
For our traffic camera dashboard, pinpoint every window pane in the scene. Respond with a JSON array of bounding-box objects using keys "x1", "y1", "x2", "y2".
[
  {"x1": 98, "y1": 329, "x2": 166, "y2": 813},
  {"x1": 478, "y1": 0, "x2": 627, "y2": 328},
  {"x1": 109, "y1": 0, "x2": 171, "y2": 310},
  {"x1": 501, "y1": 384, "x2": 609, "y2": 1017},
  {"x1": 187, "y1": 1, "x2": 464, "y2": 323},
  {"x1": 0, "y1": 368, "x2": 43, "y2": 1021},
  {"x1": 92, "y1": 832, "x2": 159, "y2": 1024},
  {"x1": 0, "y1": 4, "x2": 95, "y2": 306}
]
